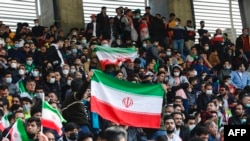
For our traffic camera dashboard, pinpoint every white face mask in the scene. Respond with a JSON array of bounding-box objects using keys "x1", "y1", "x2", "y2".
[
  {"x1": 62, "y1": 69, "x2": 69, "y2": 75},
  {"x1": 174, "y1": 72, "x2": 180, "y2": 77},
  {"x1": 36, "y1": 92, "x2": 44, "y2": 99},
  {"x1": 49, "y1": 78, "x2": 55, "y2": 84},
  {"x1": 193, "y1": 70, "x2": 198, "y2": 76},
  {"x1": 18, "y1": 69, "x2": 25, "y2": 75},
  {"x1": 67, "y1": 80, "x2": 72, "y2": 86},
  {"x1": 143, "y1": 43, "x2": 147, "y2": 48},
  {"x1": 11, "y1": 63, "x2": 17, "y2": 69},
  {"x1": 204, "y1": 46, "x2": 209, "y2": 50},
  {"x1": 206, "y1": 90, "x2": 213, "y2": 95},
  {"x1": 166, "y1": 51, "x2": 171, "y2": 56},
  {"x1": 70, "y1": 69, "x2": 76, "y2": 73},
  {"x1": 26, "y1": 60, "x2": 33, "y2": 65},
  {"x1": 5, "y1": 77, "x2": 12, "y2": 84},
  {"x1": 32, "y1": 71, "x2": 39, "y2": 77},
  {"x1": 189, "y1": 125, "x2": 195, "y2": 131},
  {"x1": 102, "y1": 44, "x2": 109, "y2": 47},
  {"x1": 35, "y1": 23, "x2": 39, "y2": 26},
  {"x1": 175, "y1": 22, "x2": 179, "y2": 25}
]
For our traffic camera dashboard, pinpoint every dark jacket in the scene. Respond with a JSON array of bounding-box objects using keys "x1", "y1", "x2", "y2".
[
  {"x1": 86, "y1": 22, "x2": 101, "y2": 41},
  {"x1": 46, "y1": 44, "x2": 63, "y2": 69},
  {"x1": 61, "y1": 80, "x2": 90, "y2": 127},
  {"x1": 228, "y1": 115, "x2": 241, "y2": 125},
  {"x1": 197, "y1": 93, "x2": 216, "y2": 112}
]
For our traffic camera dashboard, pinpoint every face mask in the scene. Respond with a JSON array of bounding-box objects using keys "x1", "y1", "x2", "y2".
[
  {"x1": 62, "y1": 69, "x2": 69, "y2": 75},
  {"x1": 102, "y1": 44, "x2": 109, "y2": 47},
  {"x1": 189, "y1": 125, "x2": 195, "y2": 131},
  {"x1": 18, "y1": 69, "x2": 25, "y2": 75},
  {"x1": 70, "y1": 69, "x2": 76, "y2": 73},
  {"x1": 35, "y1": 23, "x2": 39, "y2": 26},
  {"x1": 117, "y1": 41, "x2": 121, "y2": 45},
  {"x1": 174, "y1": 72, "x2": 180, "y2": 77},
  {"x1": 206, "y1": 90, "x2": 213, "y2": 95},
  {"x1": 49, "y1": 78, "x2": 55, "y2": 84},
  {"x1": 225, "y1": 65, "x2": 231, "y2": 69},
  {"x1": 23, "y1": 105, "x2": 30, "y2": 113},
  {"x1": 5, "y1": 78, "x2": 12, "y2": 84},
  {"x1": 204, "y1": 46, "x2": 209, "y2": 50},
  {"x1": 68, "y1": 132, "x2": 78, "y2": 140},
  {"x1": 135, "y1": 15, "x2": 140, "y2": 19},
  {"x1": 227, "y1": 80, "x2": 231, "y2": 84},
  {"x1": 175, "y1": 22, "x2": 179, "y2": 25},
  {"x1": 11, "y1": 63, "x2": 17, "y2": 69},
  {"x1": 15, "y1": 43, "x2": 19, "y2": 48},
  {"x1": 163, "y1": 112, "x2": 171, "y2": 116},
  {"x1": 81, "y1": 39, "x2": 87, "y2": 44},
  {"x1": 246, "y1": 104, "x2": 250, "y2": 108},
  {"x1": 143, "y1": 43, "x2": 147, "y2": 48},
  {"x1": 26, "y1": 61, "x2": 33, "y2": 65},
  {"x1": 241, "y1": 118, "x2": 247, "y2": 124},
  {"x1": 202, "y1": 76, "x2": 206, "y2": 80},
  {"x1": 72, "y1": 48, "x2": 77, "y2": 54},
  {"x1": 36, "y1": 93, "x2": 44, "y2": 99},
  {"x1": 193, "y1": 70, "x2": 197, "y2": 76},
  {"x1": 244, "y1": 31, "x2": 248, "y2": 36},
  {"x1": 32, "y1": 71, "x2": 39, "y2": 77},
  {"x1": 166, "y1": 51, "x2": 171, "y2": 56},
  {"x1": 67, "y1": 80, "x2": 72, "y2": 86}
]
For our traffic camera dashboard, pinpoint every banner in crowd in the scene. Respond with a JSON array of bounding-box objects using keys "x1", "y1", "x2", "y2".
[
  {"x1": 91, "y1": 70, "x2": 164, "y2": 128},
  {"x1": 42, "y1": 101, "x2": 66, "y2": 136},
  {"x1": 10, "y1": 118, "x2": 29, "y2": 141},
  {"x1": 94, "y1": 45, "x2": 138, "y2": 69}
]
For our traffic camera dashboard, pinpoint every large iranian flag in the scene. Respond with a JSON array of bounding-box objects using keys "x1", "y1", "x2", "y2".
[
  {"x1": 94, "y1": 45, "x2": 138, "y2": 69},
  {"x1": 91, "y1": 70, "x2": 164, "y2": 128},
  {"x1": 10, "y1": 118, "x2": 29, "y2": 141},
  {"x1": 41, "y1": 101, "x2": 66, "y2": 136}
]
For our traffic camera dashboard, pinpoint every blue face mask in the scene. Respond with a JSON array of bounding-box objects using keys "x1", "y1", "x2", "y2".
[
  {"x1": 72, "y1": 48, "x2": 77, "y2": 54},
  {"x1": 241, "y1": 118, "x2": 246, "y2": 124},
  {"x1": 246, "y1": 104, "x2": 250, "y2": 108}
]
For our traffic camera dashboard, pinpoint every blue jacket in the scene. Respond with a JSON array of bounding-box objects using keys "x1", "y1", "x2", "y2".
[{"x1": 230, "y1": 71, "x2": 250, "y2": 89}]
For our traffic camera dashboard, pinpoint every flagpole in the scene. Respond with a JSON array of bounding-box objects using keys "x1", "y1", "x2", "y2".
[
  {"x1": 40, "y1": 92, "x2": 45, "y2": 133},
  {"x1": 4, "y1": 128, "x2": 11, "y2": 138}
]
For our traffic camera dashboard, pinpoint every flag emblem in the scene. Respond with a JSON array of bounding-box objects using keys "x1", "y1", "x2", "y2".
[{"x1": 122, "y1": 97, "x2": 133, "y2": 108}]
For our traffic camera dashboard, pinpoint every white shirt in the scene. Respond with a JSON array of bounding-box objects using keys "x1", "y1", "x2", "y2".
[
  {"x1": 52, "y1": 43, "x2": 65, "y2": 67},
  {"x1": 93, "y1": 22, "x2": 96, "y2": 37},
  {"x1": 167, "y1": 133, "x2": 182, "y2": 141}
]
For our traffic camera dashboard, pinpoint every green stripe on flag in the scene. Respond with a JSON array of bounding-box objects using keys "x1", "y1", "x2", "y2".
[
  {"x1": 16, "y1": 118, "x2": 29, "y2": 141},
  {"x1": 43, "y1": 101, "x2": 66, "y2": 122},
  {"x1": 18, "y1": 80, "x2": 26, "y2": 93},
  {"x1": 92, "y1": 70, "x2": 164, "y2": 97},
  {"x1": 94, "y1": 45, "x2": 137, "y2": 54}
]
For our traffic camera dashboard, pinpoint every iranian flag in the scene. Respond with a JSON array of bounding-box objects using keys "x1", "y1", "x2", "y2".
[
  {"x1": 94, "y1": 45, "x2": 138, "y2": 69},
  {"x1": 0, "y1": 114, "x2": 10, "y2": 131},
  {"x1": 41, "y1": 101, "x2": 66, "y2": 136},
  {"x1": 91, "y1": 70, "x2": 164, "y2": 128},
  {"x1": 10, "y1": 118, "x2": 29, "y2": 141}
]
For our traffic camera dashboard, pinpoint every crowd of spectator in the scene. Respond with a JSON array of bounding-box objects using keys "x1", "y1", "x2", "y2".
[{"x1": 0, "y1": 4, "x2": 249, "y2": 141}]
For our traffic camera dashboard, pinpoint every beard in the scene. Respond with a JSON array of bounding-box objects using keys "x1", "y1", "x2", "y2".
[
  {"x1": 27, "y1": 133, "x2": 36, "y2": 139},
  {"x1": 167, "y1": 129, "x2": 175, "y2": 134}
]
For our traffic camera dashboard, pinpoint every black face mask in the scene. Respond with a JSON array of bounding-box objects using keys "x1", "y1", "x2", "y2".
[{"x1": 68, "y1": 132, "x2": 78, "y2": 140}]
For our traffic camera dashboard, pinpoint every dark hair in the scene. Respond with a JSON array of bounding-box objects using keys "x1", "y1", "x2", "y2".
[
  {"x1": 104, "y1": 126, "x2": 127, "y2": 141},
  {"x1": 196, "y1": 126, "x2": 209, "y2": 136},
  {"x1": 163, "y1": 115, "x2": 175, "y2": 122},
  {"x1": 0, "y1": 84, "x2": 8, "y2": 90},
  {"x1": 26, "y1": 117, "x2": 41, "y2": 127},
  {"x1": 169, "y1": 13, "x2": 175, "y2": 17}
]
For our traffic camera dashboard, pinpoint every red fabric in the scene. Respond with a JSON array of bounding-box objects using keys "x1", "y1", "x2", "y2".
[
  {"x1": 91, "y1": 96, "x2": 161, "y2": 128},
  {"x1": 243, "y1": 36, "x2": 250, "y2": 52}
]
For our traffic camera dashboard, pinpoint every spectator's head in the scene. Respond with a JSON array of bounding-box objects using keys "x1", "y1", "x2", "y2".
[
  {"x1": 12, "y1": 94, "x2": 21, "y2": 105},
  {"x1": 64, "y1": 122, "x2": 79, "y2": 141},
  {"x1": 185, "y1": 115, "x2": 196, "y2": 131},
  {"x1": 196, "y1": 126, "x2": 209, "y2": 141},
  {"x1": 171, "y1": 112, "x2": 184, "y2": 128},
  {"x1": 104, "y1": 126, "x2": 127, "y2": 141},
  {"x1": 171, "y1": 65, "x2": 182, "y2": 77},
  {"x1": 164, "y1": 115, "x2": 176, "y2": 134},
  {"x1": 0, "y1": 84, "x2": 9, "y2": 97},
  {"x1": 2, "y1": 71, "x2": 12, "y2": 84},
  {"x1": 169, "y1": 13, "x2": 175, "y2": 20},
  {"x1": 26, "y1": 117, "x2": 41, "y2": 139}
]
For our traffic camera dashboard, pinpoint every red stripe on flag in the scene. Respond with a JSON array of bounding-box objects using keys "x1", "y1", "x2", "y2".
[
  {"x1": 41, "y1": 119, "x2": 62, "y2": 136},
  {"x1": 91, "y1": 96, "x2": 161, "y2": 128},
  {"x1": 99, "y1": 58, "x2": 133, "y2": 70}
]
